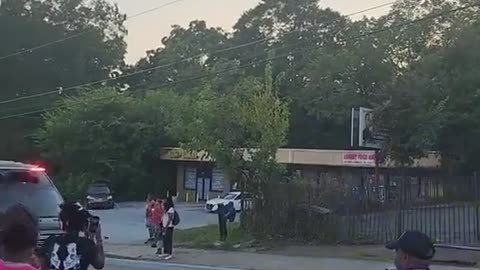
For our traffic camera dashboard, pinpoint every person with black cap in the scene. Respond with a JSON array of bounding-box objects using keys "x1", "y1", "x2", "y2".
[{"x1": 386, "y1": 230, "x2": 435, "y2": 270}]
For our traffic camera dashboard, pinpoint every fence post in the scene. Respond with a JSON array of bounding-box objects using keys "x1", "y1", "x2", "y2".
[
  {"x1": 475, "y1": 171, "x2": 480, "y2": 242},
  {"x1": 396, "y1": 170, "x2": 406, "y2": 238}
]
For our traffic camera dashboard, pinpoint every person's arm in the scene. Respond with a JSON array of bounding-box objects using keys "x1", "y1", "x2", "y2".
[{"x1": 90, "y1": 224, "x2": 105, "y2": 270}]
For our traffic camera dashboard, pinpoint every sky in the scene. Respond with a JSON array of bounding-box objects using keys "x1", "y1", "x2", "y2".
[{"x1": 109, "y1": 0, "x2": 393, "y2": 63}]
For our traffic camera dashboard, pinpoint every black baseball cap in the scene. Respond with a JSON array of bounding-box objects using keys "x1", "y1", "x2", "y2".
[{"x1": 386, "y1": 231, "x2": 435, "y2": 260}]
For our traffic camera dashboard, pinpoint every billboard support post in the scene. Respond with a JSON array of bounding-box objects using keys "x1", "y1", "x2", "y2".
[{"x1": 375, "y1": 149, "x2": 380, "y2": 199}]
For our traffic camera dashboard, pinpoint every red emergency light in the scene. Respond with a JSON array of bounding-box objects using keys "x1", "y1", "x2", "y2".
[{"x1": 30, "y1": 167, "x2": 46, "y2": 172}]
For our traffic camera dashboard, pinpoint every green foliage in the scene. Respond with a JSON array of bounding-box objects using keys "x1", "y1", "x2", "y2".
[
  {"x1": 165, "y1": 65, "x2": 290, "y2": 187},
  {"x1": 175, "y1": 224, "x2": 255, "y2": 250},
  {"x1": 0, "y1": 0, "x2": 127, "y2": 160},
  {"x1": 378, "y1": 20, "x2": 480, "y2": 170},
  {"x1": 5, "y1": 0, "x2": 480, "y2": 192},
  {"x1": 34, "y1": 88, "x2": 172, "y2": 199}
]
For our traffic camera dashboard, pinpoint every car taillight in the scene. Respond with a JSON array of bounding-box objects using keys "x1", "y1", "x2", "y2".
[{"x1": 30, "y1": 167, "x2": 46, "y2": 172}]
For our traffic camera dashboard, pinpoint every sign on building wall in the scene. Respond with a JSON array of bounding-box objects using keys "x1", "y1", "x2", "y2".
[
  {"x1": 351, "y1": 107, "x2": 385, "y2": 149},
  {"x1": 211, "y1": 168, "x2": 224, "y2": 192},
  {"x1": 343, "y1": 151, "x2": 376, "y2": 167},
  {"x1": 184, "y1": 167, "x2": 197, "y2": 190}
]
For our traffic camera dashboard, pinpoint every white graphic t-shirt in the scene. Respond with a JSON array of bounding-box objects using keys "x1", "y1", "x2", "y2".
[{"x1": 40, "y1": 234, "x2": 95, "y2": 270}]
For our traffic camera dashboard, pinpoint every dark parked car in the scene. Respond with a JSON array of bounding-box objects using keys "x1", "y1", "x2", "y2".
[
  {"x1": 85, "y1": 182, "x2": 114, "y2": 209},
  {"x1": 0, "y1": 161, "x2": 64, "y2": 246}
]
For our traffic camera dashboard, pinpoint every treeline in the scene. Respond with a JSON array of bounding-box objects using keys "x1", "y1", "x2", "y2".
[{"x1": 2, "y1": 0, "x2": 480, "y2": 198}]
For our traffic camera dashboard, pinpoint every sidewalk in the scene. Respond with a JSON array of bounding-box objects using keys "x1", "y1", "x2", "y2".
[{"x1": 104, "y1": 243, "x2": 480, "y2": 270}]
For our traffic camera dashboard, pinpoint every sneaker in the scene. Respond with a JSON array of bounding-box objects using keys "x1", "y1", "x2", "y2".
[
  {"x1": 151, "y1": 243, "x2": 157, "y2": 248},
  {"x1": 158, "y1": 254, "x2": 168, "y2": 258},
  {"x1": 163, "y1": 255, "x2": 173, "y2": 260}
]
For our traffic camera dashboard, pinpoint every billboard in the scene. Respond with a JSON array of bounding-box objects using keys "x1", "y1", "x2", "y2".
[{"x1": 351, "y1": 107, "x2": 385, "y2": 149}]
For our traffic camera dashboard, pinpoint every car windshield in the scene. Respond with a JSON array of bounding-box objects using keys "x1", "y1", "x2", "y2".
[
  {"x1": 223, "y1": 193, "x2": 238, "y2": 200},
  {"x1": 0, "y1": 169, "x2": 63, "y2": 217},
  {"x1": 88, "y1": 185, "x2": 110, "y2": 194}
]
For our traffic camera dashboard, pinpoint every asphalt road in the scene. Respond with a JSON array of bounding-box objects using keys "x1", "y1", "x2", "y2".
[
  {"x1": 104, "y1": 257, "x2": 475, "y2": 270},
  {"x1": 90, "y1": 202, "x2": 217, "y2": 245},
  {"x1": 105, "y1": 258, "x2": 242, "y2": 270}
]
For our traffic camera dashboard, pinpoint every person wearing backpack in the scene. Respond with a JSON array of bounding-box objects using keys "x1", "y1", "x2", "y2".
[{"x1": 159, "y1": 197, "x2": 179, "y2": 260}]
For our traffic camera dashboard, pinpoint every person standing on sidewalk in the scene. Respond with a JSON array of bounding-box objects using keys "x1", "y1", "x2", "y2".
[
  {"x1": 217, "y1": 203, "x2": 227, "y2": 241},
  {"x1": 144, "y1": 194, "x2": 155, "y2": 244},
  {"x1": 151, "y1": 199, "x2": 164, "y2": 250},
  {"x1": 386, "y1": 231, "x2": 435, "y2": 270},
  {"x1": 159, "y1": 197, "x2": 176, "y2": 260}
]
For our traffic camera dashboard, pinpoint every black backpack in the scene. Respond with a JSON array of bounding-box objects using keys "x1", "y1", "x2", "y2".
[{"x1": 172, "y1": 210, "x2": 180, "y2": 226}]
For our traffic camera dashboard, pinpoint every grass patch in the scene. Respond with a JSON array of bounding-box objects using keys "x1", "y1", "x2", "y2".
[{"x1": 175, "y1": 223, "x2": 257, "y2": 250}]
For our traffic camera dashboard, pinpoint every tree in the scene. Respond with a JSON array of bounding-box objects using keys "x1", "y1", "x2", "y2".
[
  {"x1": 131, "y1": 20, "x2": 229, "y2": 94},
  {"x1": 167, "y1": 62, "x2": 289, "y2": 189},
  {"x1": 33, "y1": 88, "x2": 172, "y2": 200},
  {"x1": 0, "y1": 0, "x2": 127, "y2": 160},
  {"x1": 377, "y1": 20, "x2": 480, "y2": 170}
]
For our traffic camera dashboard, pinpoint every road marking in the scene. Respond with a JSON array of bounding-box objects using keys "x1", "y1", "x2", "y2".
[{"x1": 107, "y1": 257, "x2": 245, "y2": 270}]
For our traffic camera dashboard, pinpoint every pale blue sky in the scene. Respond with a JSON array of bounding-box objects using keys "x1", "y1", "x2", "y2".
[{"x1": 109, "y1": 0, "x2": 392, "y2": 63}]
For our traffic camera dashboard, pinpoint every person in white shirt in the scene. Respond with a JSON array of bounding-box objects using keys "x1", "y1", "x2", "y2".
[{"x1": 159, "y1": 197, "x2": 175, "y2": 260}]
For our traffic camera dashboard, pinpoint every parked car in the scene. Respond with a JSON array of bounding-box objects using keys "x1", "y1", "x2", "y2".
[
  {"x1": 85, "y1": 182, "x2": 114, "y2": 209},
  {"x1": 0, "y1": 161, "x2": 64, "y2": 246},
  {"x1": 205, "y1": 191, "x2": 254, "y2": 212}
]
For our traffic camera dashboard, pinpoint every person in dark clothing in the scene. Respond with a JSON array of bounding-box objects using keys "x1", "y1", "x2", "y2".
[
  {"x1": 159, "y1": 197, "x2": 175, "y2": 260},
  {"x1": 37, "y1": 202, "x2": 105, "y2": 270},
  {"x1": 386, "y1": 231, "x2": 435, "y2": 270},
  {"x1": 217, "y1": 203, "x2": 227, "y2": 241},
  {"x1": 0, "y1": 205, "x2": 39, "y2": 270},
  {"x1": 225, "y1": 202, "x2": 236, "y2": 223}
]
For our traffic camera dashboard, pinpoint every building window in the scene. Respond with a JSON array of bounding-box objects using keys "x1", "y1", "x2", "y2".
[
  {"x1": 211, "y1": 168, "x2": 224, "y2": 192},
  {"x1": 184, "y1": 167, "x2": 197, "y2": 190}
]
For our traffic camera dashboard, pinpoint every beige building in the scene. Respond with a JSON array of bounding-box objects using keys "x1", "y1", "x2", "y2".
[{"x1": 159, "y1": 147, "x2": 441, "y2": 202}]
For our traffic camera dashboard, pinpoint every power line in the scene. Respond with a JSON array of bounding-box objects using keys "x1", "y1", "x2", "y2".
[
  {"x1": 0, "y1": 1, "x2": 397, "y2": 106},
  {"x1": 0, "y1": 2, "x2": 476, "y2": 120},
  {"x1": 0, "y1": 0, "x2": 186, "y2": 62}
]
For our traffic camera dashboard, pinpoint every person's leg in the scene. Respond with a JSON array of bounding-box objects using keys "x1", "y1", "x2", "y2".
[
  {"x1": 155, "y1": 227, "x2": 165, "y2": 255},
  {"x1": 151, "y1": 226, "x2": 159, "y2": 248},
  {"x1": 164, "y1": 227, "x2": 174, "y2": 256},
  {"x1": 145, "y1": 224, "x2": 153, "y2": 244},
  {"x1": 163, "y1": 228, "x2": 171, "y2": 255},
  {"x1": 218, "y1": 218, "x2": 223, "y2": 241},
  {"x1": 220, "y1": 218, "x2": 227, "y2": 241},
  {"x1": 225, "y1": 221, "x2": 228, "y2": 240}
]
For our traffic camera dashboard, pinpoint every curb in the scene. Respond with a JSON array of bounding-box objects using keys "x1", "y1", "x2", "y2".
[
  {"x1": 106, "y1": 251, "x2": 477, "y2": 269},
  {"x1": 105, "y1": 254, "x2": 246, "y2": 270}
]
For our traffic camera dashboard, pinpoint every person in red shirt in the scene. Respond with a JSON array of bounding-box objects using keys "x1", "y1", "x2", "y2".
[{"x1": 150, "y1": 199, "x2": 164, "y2": 250}]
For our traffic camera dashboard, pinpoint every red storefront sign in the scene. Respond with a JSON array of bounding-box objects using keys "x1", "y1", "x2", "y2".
[{"x1": 343, "y1": 151, "x2": 376, "y2": 166}]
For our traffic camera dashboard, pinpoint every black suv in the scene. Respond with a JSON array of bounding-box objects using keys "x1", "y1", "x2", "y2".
[
  {"x1": 0, "y1": 161, "x2": 64, "y2": 246},
  {"x1": 85, "y1": 182, "x2": 114, "y2": 209}
]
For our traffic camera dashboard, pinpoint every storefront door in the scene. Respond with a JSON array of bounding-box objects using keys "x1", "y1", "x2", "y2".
[{"x1": 196, "y1": 177, "x2": 211, "y2": 201}]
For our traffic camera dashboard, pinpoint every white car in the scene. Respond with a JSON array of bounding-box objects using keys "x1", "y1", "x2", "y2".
[{"x1": 205, "y1": 191, "x2": 254, "y2": 212}]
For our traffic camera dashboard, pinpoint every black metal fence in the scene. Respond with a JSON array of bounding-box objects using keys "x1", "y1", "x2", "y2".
[
  {"x1": 337, "y1": 173, "x2": 480, "y2": 245},
  {"x1": 245, "y1": 172, "x2": 480, "y2": 245}
]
